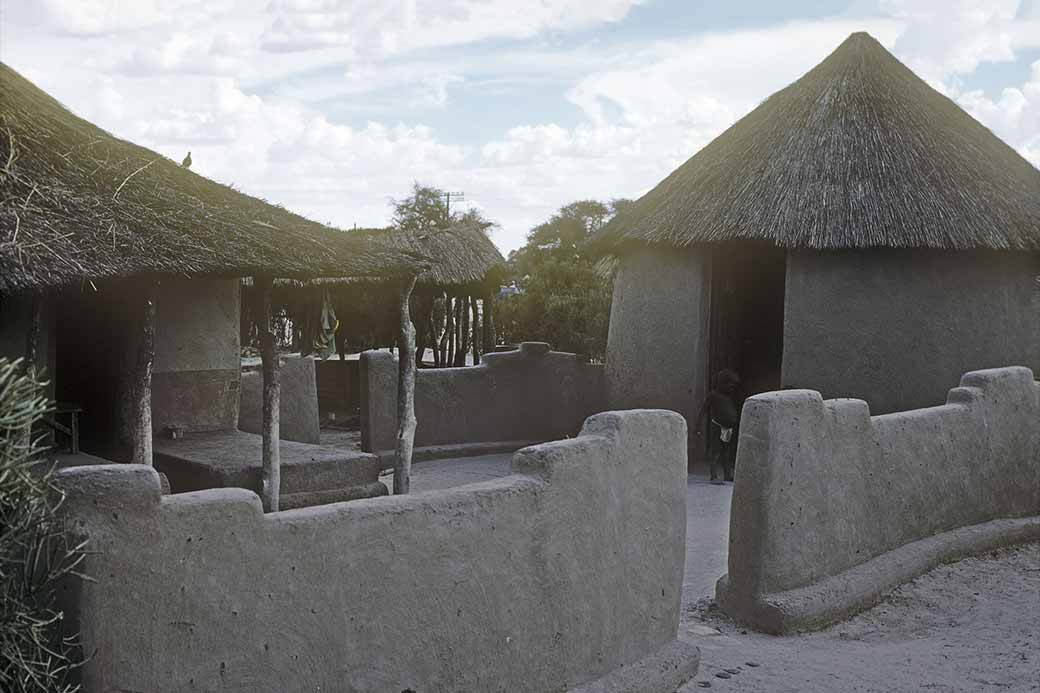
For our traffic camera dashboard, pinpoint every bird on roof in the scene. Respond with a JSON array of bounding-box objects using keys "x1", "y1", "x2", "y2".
[{"x1": 181, "y1": 151, "x2": 192, "y2": 168}]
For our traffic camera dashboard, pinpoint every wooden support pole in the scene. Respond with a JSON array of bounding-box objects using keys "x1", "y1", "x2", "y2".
[
  {"x1": 455, "y1": 294, "x2": 470, "y2": 366},
  {"x1": 129, "y1": 282, "x2": 156, "y2": 466},
  {"x1": 414, "y1": 294, "x2": 429, "y2": 367},
  {"x1": 256, "y1": 275, "x2": 281, "y2": 512},
  {"x1": 394, "y1": 275, "x2": 419, "y2": 494},
  {"x1": 24, "y1": 292, "x2": 41, "y2": 378},
  {"x1": 19, "y1": 292, "x2": 43, "y2": 449},
  {"x1": 438, "y1": 295, "x2": 451, "y2": 367},
  {"x1": 428, "y1": 312, "x2": 441, "y2": 368},
  {"x1": 470, "y1": 295, "x2": 481, "y2": 365},
  {"x1": 482, "y1": 290, "x2": 496, "y2": 353},
  {"x1": 446, "y1": 296, "x2": 457, "y2": 367}
]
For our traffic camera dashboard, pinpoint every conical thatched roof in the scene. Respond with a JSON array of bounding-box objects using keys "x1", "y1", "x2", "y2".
[
  {"x1": 596, "y1": 32, "x2": 1040, "y2": 251},
  {"x1": 0, "y1": 62, "x2": 425, "y2": 293}
]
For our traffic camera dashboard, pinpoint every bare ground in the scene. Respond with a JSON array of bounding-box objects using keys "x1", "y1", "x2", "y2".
[{"x1": 678, "y1": 543, "x2": 1040, "y2": 692}]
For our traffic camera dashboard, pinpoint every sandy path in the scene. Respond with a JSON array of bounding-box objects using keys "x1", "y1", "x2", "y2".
[{"x1": 678, "y1": 543, "x2": 1040, "y2": 692}]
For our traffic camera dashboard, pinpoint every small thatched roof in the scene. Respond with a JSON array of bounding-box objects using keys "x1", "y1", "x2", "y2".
[
  {"x1": 347, "y1": 222, "x2": 505, "y2": 289},
  {"x1": 595, "y1": 32, "x2": 1040, "y2": 252},
  {"x1": 0, "y1": 62, "x2": 425, "y2": 293}
]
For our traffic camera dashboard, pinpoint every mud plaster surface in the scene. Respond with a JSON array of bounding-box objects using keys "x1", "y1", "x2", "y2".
[
  {"x1": 679, "y1": 543, "x2": 1040, "y2": 692},
  {"x1": 353, "y1": 456, "x2": 1037, "y2": 692}
]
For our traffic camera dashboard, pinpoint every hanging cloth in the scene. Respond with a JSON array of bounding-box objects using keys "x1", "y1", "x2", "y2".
[{"x1": 312, "y1": 287, "x2": 340, "y2": 359}]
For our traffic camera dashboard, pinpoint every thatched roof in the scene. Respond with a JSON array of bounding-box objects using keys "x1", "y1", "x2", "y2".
[
  {"x1": 348, "y1": 222, "x2": 505, "y2": 289},
  {"x1": 269, "y1": 222, "x2": 504, "y2": 292},
  {"x1": 596, "y1": 33, "x2": 1040, "y2": 252},
  {"x1": 0, "y1": 62, "x2": 425, "y2": 293}
]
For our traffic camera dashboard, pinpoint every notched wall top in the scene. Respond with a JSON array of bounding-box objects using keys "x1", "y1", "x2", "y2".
[{"x1": 55, "y1": 408, "x2": 688, "y2": 692}]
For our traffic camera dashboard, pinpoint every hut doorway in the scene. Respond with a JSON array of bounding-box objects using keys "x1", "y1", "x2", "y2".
[
  {"x1": 704, "y1": 240, "x2": 787, "y2": 450},
  {"x1": 53, "y1": 287, "x2": 130, "y2": 459}
]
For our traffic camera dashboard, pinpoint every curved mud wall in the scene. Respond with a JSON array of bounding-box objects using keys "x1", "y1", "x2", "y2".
[
  {"x1": 604, "y1": 247, "x2": 710, "y2": 454},
  {"x1": 56, "y1": 410, "x2": 688, "y2": 692},
  {"x1": 719, "y1": 366, "x2": 1040, "y2": 633},
  {"x1": 360, "y1": 342, "x2": 606, "y2": 451},
  {"x1": 782, "y1": 249, "x2": 1040, "y2": 414}
]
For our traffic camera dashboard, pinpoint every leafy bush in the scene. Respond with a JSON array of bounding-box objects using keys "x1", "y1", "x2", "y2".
[
  {"x1": 0, "y1": 358, "x2": 82, "y2": 692},
  {"x1": 496, "y1": 200, "x2": 626, "y2": 361}
]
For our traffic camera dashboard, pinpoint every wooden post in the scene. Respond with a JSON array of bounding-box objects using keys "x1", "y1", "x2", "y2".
[
  {"x1": 438, "y1": 295, "x2": 452, "y2": 367},
  {"x1": 24, "y1": 292, "x2": 41, "y2": 377},
  {"x1": 470, "y1": 295, "x2": 481, "y2": 365},
  {"x1": 446, "y1": 296, "x2": 457, "y2": 367},
  {"x1": 455, "y1": 294, "x2": 470, "y2": 366},
  {"x1": 482, "y1": 290, "x2": 496, "y2": 353},
  {"x1": 414, "y1": 293, "x2": 430, "y2": 367},
  {"x1": 19, "y1": 292, "x2": 43, "y2": 450},
  {"x1": 428, "y1": 313, "x2": 441, "y2": 368},
  {"x1": 256, "y1": 275, "x2": 281, "y2": 512},
  {"x1": 129, "y1": 282, "x2": 156, "y2": 466},
  {"x1": 394, "y1": 275, "x2": 419, "y2": 494}
]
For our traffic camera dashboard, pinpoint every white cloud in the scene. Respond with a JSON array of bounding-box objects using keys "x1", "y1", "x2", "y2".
[
  {"x1": 957, "y1": 59, "x2": 1040, "y2": 166},
  {"x1": 881, "y1": 0, "x2": 1040, "y2": 83},
  {"x1": 260, "y1": 0, "x2": 646, "y2": 55},
  {"x1": 30, "y1": 0, "x2": 235, "y2": 36}
]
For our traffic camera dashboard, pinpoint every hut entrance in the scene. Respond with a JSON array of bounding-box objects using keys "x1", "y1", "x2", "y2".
[
  {"x1": 53, "y1": 287, "x2": 129, "y2": 458},
  {"x1": 705, "y1": 240, "x2": 787, "y2": 432}
]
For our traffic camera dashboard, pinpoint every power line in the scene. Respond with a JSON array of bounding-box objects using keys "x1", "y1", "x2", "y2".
[{"x1": 443, "y1": 191, "x2": 465, "y2": 218}]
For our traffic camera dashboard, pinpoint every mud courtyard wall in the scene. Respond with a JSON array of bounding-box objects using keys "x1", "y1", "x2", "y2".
[
  {"x1": 360, "y1": 342, "x2": 606, "y2": 451},
  {"x1": 782, "y1": 249, "x2": 1040, "y2": 414},
  {"x1": 56, "y1": 410, "x2": 688, "y2": 692},
  {"x1": 151, "y1": 278, "x2": 241, "y2": 435},
  {"x1": 719, "y1": 366, "x2": 1040, "y2": 633}
]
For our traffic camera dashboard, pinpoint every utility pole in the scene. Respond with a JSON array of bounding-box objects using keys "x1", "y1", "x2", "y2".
[{"x1": 443, "y1": 191, "x2": 465, "y2": 221}]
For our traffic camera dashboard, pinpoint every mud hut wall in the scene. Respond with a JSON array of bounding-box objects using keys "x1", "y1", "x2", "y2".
[
  {"x1": 55, "y1": 410, "x2": 688, "y2": 692},
  {"x1": 782, "y1": 249, "x2": 1040, "y2": 414},
  {"x1": 723, "y1": 367, "x2": 1039, "y2": 606},
  {"x1": 151, "y1": 279, "x2": 241, "y2": 435},
  {"x1": 239, "y1": 356, "x2": 320, "y2": 444},
  {"x1": 604, "y1": 246, "x2": 711, "y2": 455},
  {"x1": 360, "y1": 342, "x2": 606, "y2": 451},
  {"x1": 313, "y1": 358, "x2": 359, "y2": 415}
]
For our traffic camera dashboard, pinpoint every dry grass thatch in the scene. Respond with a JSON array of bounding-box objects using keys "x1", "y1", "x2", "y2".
[
  {"x1": 0, "y1": 62, "x2": 426, "y2": 293},
  {"x1": 595, "y1": 33, "x2": 1040, "y2": 252},
  {"x1": 345, "y1": 222, "x2": 506, "y2": 289}
]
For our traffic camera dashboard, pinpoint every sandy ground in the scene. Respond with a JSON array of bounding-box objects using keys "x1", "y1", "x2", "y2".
[{"x1": 678, "y1": 543, "x2": 1040, "y2": 692}]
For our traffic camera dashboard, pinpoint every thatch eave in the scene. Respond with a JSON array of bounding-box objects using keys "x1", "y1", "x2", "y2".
[{"x1": 0, "y1": 62, "x2": 424, "y2": 294}]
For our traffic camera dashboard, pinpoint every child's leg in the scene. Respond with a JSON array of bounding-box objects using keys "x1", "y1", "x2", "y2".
[
  {"x1": 723, "y1": 441, "x2": 736, "y2": 481},
  {"x1": 709, "y1": 436, "x2": 723, "y2": 482}
]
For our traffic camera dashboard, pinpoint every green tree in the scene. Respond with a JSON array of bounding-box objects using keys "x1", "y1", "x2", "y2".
[
  {"x1": 391, "y1": 182, "x2": 451, "y2": 232},
  {"x1": 390, "y1": 182, "x2": 496, "y2": 235},
  {"x1": 496, "y1": 199, "x2": 628, "y2": 360}
]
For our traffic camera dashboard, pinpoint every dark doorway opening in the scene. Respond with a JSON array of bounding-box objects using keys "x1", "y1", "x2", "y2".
[
  {"x1": 702, "y1": 241, "x2": 787, "y2": 466},
  {"x1": 53, "y1": 287, "x2": 133, "y2": 460}
]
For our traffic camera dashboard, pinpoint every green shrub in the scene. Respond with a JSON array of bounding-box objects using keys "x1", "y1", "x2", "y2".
[{"x1": 0, "y1": 358, "x2": 83, "y2": 692}]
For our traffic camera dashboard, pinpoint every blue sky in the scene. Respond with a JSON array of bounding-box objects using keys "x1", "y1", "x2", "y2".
[{"x1": 3, "y1": 0, "x2": 1039, "y2": 253}]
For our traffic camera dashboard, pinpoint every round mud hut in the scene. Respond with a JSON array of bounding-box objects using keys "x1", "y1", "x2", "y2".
[
  {"x1": 0, "y1": 60, "x2": 423, "y2": 503},
  {"x1": 594, "y1": 32, "x2": 1040, "y2": 464}
]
